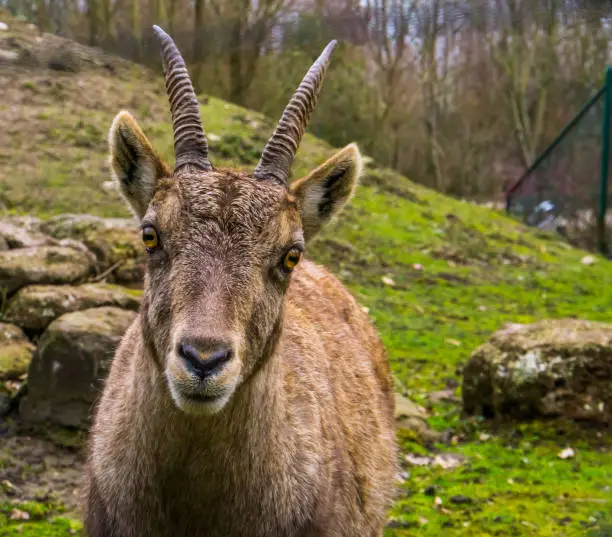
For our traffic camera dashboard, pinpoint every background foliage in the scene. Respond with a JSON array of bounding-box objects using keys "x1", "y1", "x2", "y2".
[{"x1": 3, "y1": 0, "x2": 612, "y2": 201}]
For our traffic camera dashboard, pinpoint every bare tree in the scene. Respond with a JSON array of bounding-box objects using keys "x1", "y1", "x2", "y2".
[{"x1": 209, "y1": 0, "x2": 290, "y2": 104}]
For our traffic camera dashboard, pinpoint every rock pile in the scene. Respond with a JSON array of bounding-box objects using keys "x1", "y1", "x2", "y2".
[
  {"x1": 0, "y1": 213, "x2": 435, "y2": 440},
  {"x1": 0, "y1": 214, "x2": 143, "y2": 428}
]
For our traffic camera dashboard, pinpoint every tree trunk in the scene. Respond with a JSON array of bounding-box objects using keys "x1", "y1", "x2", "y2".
[
  {"x1": 192, "y1": 0, "x2": 206, "y2": 93},
  {"x1": 229, "y1": 9, "x2": 245, "y2": 104},
  {"x1": 132, "y1": 0, "x2": 141, "y2": 60},
  {"x1": 168, "y1": 0, "x2": 178, "y2": 32},
  {"x1": 87, "y1": 0, "x2": 99, "y2": 45}
]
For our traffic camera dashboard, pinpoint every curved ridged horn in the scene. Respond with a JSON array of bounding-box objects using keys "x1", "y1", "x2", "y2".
[
  {"x1": 253, "y1": 40, "x2": 338, "y2": 185},
  {"x1": 152, "y1": 25, "x2": 212, "y2": 172}
]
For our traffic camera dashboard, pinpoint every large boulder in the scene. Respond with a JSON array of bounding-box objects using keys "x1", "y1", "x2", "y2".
[
  {"x1": 462, "y1": 319, "x2": 612, "y2": 424},
  {"x1": 0, "y1": 245, "x2": 94, "y2": 295},
  {"x1": 3, "y1": 283, "x2": 142, "y2": 333},
  {"x1": 0, "y1": 323, "x2": 35, "y2": 380},
  {"x1": 19, "y1": 306, "x2": 137, "y2": 428}
]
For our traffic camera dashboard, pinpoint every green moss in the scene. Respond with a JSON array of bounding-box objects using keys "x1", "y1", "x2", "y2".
[
  {"x1": 102, "y1": 284, "x2": 142, "y2": 297},
  {"x1": 0, "y1": 501, "x2": 82, "y2": 536},
  {"x1": 0, "y1": 344, "x2": 33, "y2": 380},
  {"x1": 44, "y1": 425, "x2": 87, "y2": 450},
  {"x1": 385, "y1": 418, "x2": 612, "y2": 537}
]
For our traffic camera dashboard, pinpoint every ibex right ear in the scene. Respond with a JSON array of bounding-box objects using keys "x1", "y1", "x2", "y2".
[{"x1": 108, "y1": 110, "x2": 171, "y2": 219}]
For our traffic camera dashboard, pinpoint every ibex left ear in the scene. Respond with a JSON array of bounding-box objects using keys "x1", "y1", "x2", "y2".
[
  {"x1": 289, "y1": 143, "x2": 363, "y2": 243},
  {"x1": 108, "y1": 110, "x2": 171, "y2": 219}
]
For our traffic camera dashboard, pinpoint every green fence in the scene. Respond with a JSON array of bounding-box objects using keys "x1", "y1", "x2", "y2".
[{"x1": 505, "y1": 67, "x2": 612, "y2": 257}]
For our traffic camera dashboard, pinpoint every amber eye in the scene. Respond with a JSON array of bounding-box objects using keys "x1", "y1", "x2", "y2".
[
  {"x1": 282, "y1": 248, "x2": 302, "y2": 272},
  {"x1": 142, "y1": 225, "x2": 159, "y2": 251}
]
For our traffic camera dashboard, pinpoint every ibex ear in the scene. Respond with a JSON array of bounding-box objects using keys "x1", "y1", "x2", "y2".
[
  {"x1": 108, "y1": 110, "x2": 171, "y2": 219},
  {"x1": 290, "y1": 143, "x2": 362, "y2": 243}
]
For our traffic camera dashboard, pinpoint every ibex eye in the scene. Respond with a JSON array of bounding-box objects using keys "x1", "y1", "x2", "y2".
[
  {"x1": 282, "y1": 248, "x2": 302, "y2": 272},
  {"x1": 142, "y1": 225, "x2": 159, "y2": 251}
]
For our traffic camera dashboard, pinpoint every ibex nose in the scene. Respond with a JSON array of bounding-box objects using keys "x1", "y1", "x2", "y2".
[{"x1": 177, "y1": 339, "x2": 234, "y2": 380}]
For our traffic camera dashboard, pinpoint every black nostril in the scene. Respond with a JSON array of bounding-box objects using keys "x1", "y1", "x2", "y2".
[
  {"x1": 177, "y1": 342, "x2": 233, "y2": 380},
  {"x1": 178, "y1": 343, "x2": 201, "y2": 368},
  {"x1": 204, "y1": 347, "x2": 233, "y2": 373}
]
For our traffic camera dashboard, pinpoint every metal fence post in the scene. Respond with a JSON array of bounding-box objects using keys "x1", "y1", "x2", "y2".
[{"x1": 598, "y1": 66, "x2": 612, "y2": 256}]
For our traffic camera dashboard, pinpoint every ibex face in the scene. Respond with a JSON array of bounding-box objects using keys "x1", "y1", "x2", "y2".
[{"x1": 107, "y1": 27, "x2": 362, "y2": 415}]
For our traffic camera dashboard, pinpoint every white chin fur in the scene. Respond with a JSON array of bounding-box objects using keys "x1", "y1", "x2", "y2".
[{"x1": 166, "y1": 374, "x2": 236, "y2": 416}]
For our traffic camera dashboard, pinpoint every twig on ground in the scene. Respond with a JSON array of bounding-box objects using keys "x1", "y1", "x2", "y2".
[{"x1": 90, "y1": 260, "x2": 123, "y2": 282}]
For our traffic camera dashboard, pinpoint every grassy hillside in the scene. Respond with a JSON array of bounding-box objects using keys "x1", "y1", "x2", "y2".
[{"x1": 1, "y1": 12, "x2": 611, "y2": 537}]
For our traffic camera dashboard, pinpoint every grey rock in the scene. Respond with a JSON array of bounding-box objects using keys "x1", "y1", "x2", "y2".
[
  {"x1": 41, "y1": 213, "x2": 136, "y2": 241},
  {"x1": 0, "y1": 323, "x2": 35, "y2": 380},
  {"x1": 40, "y1": 214, "x2": 145, "y2": 283},
  {"x1": 4, "y1": 283, "x2": 141, "y2": 333},
  {"x1": 0, "y1": 246, "x2": 94, "y2": 295},
  {"x1": 0, "y1": 220, "x2": 56, "y2": 249},
  {"x1": 394, "y1": 393, "x2": 441, "y2": 442},
  {"x1": 19, "y1": 306, "x2": 137, "y2": 428},
  {"x1": 462, "y1": 319, "x2": 612, "y2": 424}
]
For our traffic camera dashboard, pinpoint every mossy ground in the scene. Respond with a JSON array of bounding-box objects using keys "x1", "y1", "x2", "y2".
[
  {"x1": 0, "y1": 501, "x2": 81, "y2": 536},
  {"x1": 1, "y1": 10, "x2": 611, "y2": 536}
]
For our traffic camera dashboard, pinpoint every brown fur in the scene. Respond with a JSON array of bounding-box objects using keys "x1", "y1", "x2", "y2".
[{"x1": 82, "y1": 110, "x2": 398, "y2": 537}]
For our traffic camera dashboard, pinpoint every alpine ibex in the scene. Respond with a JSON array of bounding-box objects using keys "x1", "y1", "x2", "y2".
[{"x1": 83, "y1": 26, "x2": 398, "y2": 537}]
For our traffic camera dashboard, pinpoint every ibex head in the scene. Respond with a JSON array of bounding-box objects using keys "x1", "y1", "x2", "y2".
[{"x1": 108, "y1": 27, "x2": 363, "y2": 415}]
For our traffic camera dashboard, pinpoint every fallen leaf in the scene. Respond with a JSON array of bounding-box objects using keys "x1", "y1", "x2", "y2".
[
  {"x1": 418, "y1": 516, "x2": 428, "y2": 525},
  {"x1": 581, "y1": 255, "x2": 596, "y2": 265},
  {"x1": 446, "y1": 338, "x2": 461, "y2": 347},
  {"x1": 4, "y1": 381, "x2": 21, "y2": 394},
  {"x1": 381, "y1": 276, "x2": 395, "y2": 286},
  {"x1": 558, "y1": 447, "x2": 575, "y2": 459},
  {"x1": 450, "y1": 495, "x2": 473, "y2": 505},
  {"x1": 479, "y1": 433, "x2": 491, "y2": 442},
  {"x1": 406, "y1": 452, "x2": 465, "y2": 469},
  {"x1": 434, "y1": 496, "x2": 443, "y2": 507},
  {"x1": 10, "y1": 508, "x2": 30, "y2": 521},
  {"x1": 427, "y1": 389, "x2": 458, "y2": 403},
  {"x1": 405, "y1": 454, "x2": 431, "y2": 466},
  {"x1": 396, "y1": 471, "x2": 409, "y2": 483},
  {"x1": 1, "y1": 480, "x2": 17, "y2": 495},
  {"x1": 432, "y1": 453, "x2": 465, "y2": 469},
  {"x1": 412, "y1": 263, "x2": 424, "y2": 271}
]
